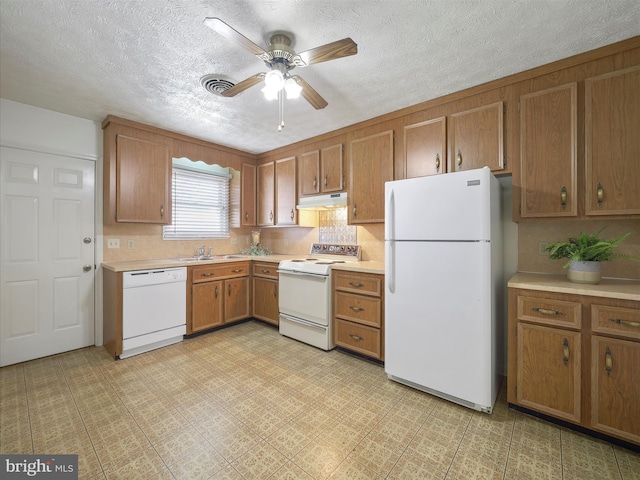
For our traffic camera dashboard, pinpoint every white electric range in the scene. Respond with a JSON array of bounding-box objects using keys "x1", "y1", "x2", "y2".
[{"x1": 278, "y1": 244, "x2": 361, "y2": 350}]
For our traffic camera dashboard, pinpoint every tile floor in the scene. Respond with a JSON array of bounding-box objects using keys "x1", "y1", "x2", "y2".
[{"x1": 1, "y1": 321, "x2": 638, "y2": 480}]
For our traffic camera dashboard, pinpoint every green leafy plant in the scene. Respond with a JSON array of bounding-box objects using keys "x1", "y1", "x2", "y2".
[
  {"x1": 241, "y1": 243, "x2": 271, "y2": 256},
  {"x1": 543, "y1": 229, "x2": 638, "y2": 268}
]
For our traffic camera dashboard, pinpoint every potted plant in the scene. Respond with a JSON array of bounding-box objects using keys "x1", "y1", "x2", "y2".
[{"x1": 543, "y1": 229, "x2": 638, "y2": 284}]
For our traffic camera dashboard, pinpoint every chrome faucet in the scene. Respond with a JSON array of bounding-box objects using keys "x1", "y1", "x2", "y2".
[{"x1": 197, "y1": 246, "x2": 205, "y2": 257}]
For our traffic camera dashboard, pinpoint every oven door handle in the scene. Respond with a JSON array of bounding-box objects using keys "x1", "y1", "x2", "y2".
[
  {"x1": 277, "y1": 269, "x2": 328, "y2": 279},
  {"x1": 279, "y1": 313, "x2": 327, "y2": 330}
]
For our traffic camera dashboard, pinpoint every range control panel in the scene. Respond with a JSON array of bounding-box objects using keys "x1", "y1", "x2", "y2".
[{"x1": 309, "y1": 243, "x2": 361, "y2": 259}]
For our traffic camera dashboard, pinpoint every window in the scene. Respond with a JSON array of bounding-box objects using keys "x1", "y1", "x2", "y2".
[{"x1": 163, "y1": 162, "x2": 231, "y2": 239}]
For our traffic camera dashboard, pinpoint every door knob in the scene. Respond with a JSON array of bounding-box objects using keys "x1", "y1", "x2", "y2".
[
  {"x1": 83, "y1": 264, "x2": 92, "y2": 272},
  {"x1": 83, "y1": 237, "x2": 92, "y2": 244}
]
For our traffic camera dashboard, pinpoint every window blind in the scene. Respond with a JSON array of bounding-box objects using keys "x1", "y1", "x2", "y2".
[{"x1": 163, "y1": 167, "x2": 230, "y2": 239}]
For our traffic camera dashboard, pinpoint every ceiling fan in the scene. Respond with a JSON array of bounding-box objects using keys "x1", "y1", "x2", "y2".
[{"x1": 204, "y1": 17, "x2": 358, "y2": 110}]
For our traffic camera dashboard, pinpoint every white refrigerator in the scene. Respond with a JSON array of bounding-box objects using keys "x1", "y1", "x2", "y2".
[{"x1": 384, "y1": 166, "x2": 502, "y2": 413}]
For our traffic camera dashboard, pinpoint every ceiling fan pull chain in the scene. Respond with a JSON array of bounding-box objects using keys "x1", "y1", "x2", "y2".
[{"x1": 278, "y1": 89, "x2": 285, "y2": 132}]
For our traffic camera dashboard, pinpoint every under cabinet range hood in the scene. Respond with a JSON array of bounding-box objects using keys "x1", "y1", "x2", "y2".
[{"x1": 296, "y1": 192, "x2": 347, "y2": 210}]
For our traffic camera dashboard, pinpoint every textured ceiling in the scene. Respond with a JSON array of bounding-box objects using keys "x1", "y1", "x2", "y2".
[{"x1": 1, "y1": 0, "x2": 639, "y2": 154}]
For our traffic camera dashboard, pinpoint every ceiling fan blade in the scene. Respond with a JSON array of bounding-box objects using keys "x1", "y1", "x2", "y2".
[
  {"x1": 292, "y1": 76, "x2": 328, "y2": 109},
  {"x1": 296, "y1": 38, "x2": 357, "y2": 66},
  {"x1": 221, "y1": 74, "x2": 265, "y2": 97},
  {"x1": 204, "y1": 17, "x2": 267, "y2": 58}
]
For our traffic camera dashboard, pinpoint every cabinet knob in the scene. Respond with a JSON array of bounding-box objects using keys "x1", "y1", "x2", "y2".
[
  {"x1": 560, "y1": 186, "x2": 567, "y2": 209},
  {"x1": 435, "y1": 154, "x2": 440, "y2": 171},
  {"x1": 596, "y1": 182, "x2": 604, "y2": 207},
  {"x1": 269, "y1": 210, "x2": 273, "y2": 222},
  {"x1": 160, "y1": 204, "x2": 164, "y2": 218},
  {"x1": 352, "y1": 203, "x2": 357, "y2": 217},
  {"x1": 313, "y1": 176, "x2": 317, "y2": 188},
  {"x1": 245, "y1": 211, "x2": 249, "y2": 221},
  {"x1": 290, "y1": 208, "x2": 294, "y2": 221},
  {"x1": 324, "y1": 174, "x2": 328, "y2": 186},
  {"x1": 456, "y1": 152, "x2": 463, "y2": 167}
]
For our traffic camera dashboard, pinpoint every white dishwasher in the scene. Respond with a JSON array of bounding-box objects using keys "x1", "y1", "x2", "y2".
[{"x1": 121, "y1": 267, "x2": 187, "y2": 359}]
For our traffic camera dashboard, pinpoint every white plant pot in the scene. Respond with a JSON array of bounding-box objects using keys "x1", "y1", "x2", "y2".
[{"x1": 567, "y1": 261, "x2": 601, "y2": 284}]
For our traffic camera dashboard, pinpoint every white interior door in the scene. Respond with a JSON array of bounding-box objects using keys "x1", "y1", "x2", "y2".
[{"x1": 1, "y1": 147, "x2": 95, "y2": 366}]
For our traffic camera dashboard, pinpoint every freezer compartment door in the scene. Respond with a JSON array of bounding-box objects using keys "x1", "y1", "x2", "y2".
[
  {"x1": 385, "y1": 167, "x2": 494, "y2": 241},
  {"x1": 385, "y1": 240, "x2": 497, "y2": 409}
]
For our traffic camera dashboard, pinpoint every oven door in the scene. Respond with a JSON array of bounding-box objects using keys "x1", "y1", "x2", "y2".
[{"x1": 278, "y1": 270, "x2": 330, "y2": 326}]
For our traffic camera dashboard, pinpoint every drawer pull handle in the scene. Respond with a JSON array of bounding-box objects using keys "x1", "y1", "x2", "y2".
[
  {"x1": 609, "y1": 318, "x2": 640, "y2": 328},
  {"x1": 228, "y1": 284, "x2": 232, "y2": 296},
  {"x1": 560, "y1": 186, "x2": 567, "y2": 209},
  {"x1": 349, "y1": 306, "x2": 364, "y2": 312},
  {"x1": 273, "y1": 285, "x2": 277, "y2": 297},
  {"x1": 605, "y1": 347, "x2": 612, "y2": 376},
  {"x1": 313, "y1": 175, "x2": 317, "y2": 188},
  {"x1": 532, "y1": 307, "x2": 564, "y2": 316},
  {"x1": 201, "y1": 273, "x2": 215, "y2": 277},
  {"x1": 349, "y1": 282, "x2": 364, "y2": 288},
  {"x1": 596, "y1": 182, "x2": 604, "y2": 207},
  {"x1": 261, "y1": 269, "x2": 271, "y2": 274},
  {"x1": 245, "y1": 211, "x2": 249, "y2": 221},
  {"x1": 349, "y1": 334, "x2": 363, "y2": 341},
  {"x1": 215, "y1": 285, "x2": 218, "y2": 298},
  {"x1": 562, "y1": 338, "x2": 569, "y2": 366},
  {"x1": 231, "y1": 269, "x2": 243, "y2": 273},
  {"x1": 324, "y1": 174, "x2": 328, "y2": 186},
  {"x1": 435, "y1": 153, "x2": 440, "y2": 170}
]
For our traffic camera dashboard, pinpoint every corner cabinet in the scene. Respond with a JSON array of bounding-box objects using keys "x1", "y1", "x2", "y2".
[
  {"x1": 585, "y1": 66, "x2": 640, "y2": 216},
  {"x1": 348, "y1": 131, "x2": 394, "y2": 224},
  {"x1": 187, "y1": 262, "x2": 250, "y2": 334},
  {"x1": 333, "y1": 270, "x2": 385, "y2": 360},
  {"x1": 257, "y1": 157, "x2": 297, "y2": 226},
  {"x1": 508, "y1": 277, "x2": 640, "y2": 446},
  {"x1": 103, "y1": 120, "x2": 172, "y2": 224},
  {"x1": 300, "y1": 144, "x2": 344, "y2": 196},
  {"x1": 241, "y1": 163, "x2": 256, "y2": 226},
  {"x1": 252, "y1": 261, "x2": 279, "y2": 326}
]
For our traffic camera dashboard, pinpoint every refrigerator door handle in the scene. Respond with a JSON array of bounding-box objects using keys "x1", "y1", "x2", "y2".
[
  {"x1": 385, "y1": 188, "x2": 395, "y2": 240},
  {"x1": 386, "y1": 241, "x2": 395, "y2": 293}
]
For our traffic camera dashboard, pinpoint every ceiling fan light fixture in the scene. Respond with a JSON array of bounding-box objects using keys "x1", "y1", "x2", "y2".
[
  {"x1": 261, "y1": 84, "x2": 279, "y2": 101},
  {"x1": 284, "y1": 77, "x2": 302, "y2": 99},
  {"x1": 264, "y1": 70, "x2": 284, "y2": 90}
]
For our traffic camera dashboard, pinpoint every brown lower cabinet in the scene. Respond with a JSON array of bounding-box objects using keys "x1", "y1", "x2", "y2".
[
  {"x1": 508, "y1": 285, "x2": 640, "y2": 446},
  {"x1": 332, "y1": 270, "x2": 384, "y2": 360},
  {"x1": 187, "y1": 262, "x2": 250, "y2": 334},
  {"x1": 252, "y1": 261, "x2": 279, "y2": 326}
]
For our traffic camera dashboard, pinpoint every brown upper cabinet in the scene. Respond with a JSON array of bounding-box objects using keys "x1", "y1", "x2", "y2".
[
  {"x1": 300, "y1": 144, "x2": 344, "y2": 196},
  {"x1": 113, "y1": 135, "x2": 171, "y2": 224},
  {"x1": 348, "y1": 130, "x2": 394, "y2": 224},
  {"x1": 520, "y1": 83, "x2": 578, "y2": 218},
  {"x1": 257, "y1": 157, "x2": 297, "y2": 226},
  {"x1": 241, "y1": 163, "x2": 256, "y2": 226},
  {"x1": 275, "y1": 156, "x2": 297, "y2": 226},
  {"x1": 585, "y1": 65, "x2": 640, "y2": 216},
  {"x1": 404, "y1": 117, "x2": 447, "y2": 178},
  {"x1": 449, "y1": 101, "x2": 504, "y2": 173}
]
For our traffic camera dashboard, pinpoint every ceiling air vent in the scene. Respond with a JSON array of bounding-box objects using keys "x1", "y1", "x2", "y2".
[{"x1": 200, "y1": 75, "x2": 235, "y2": 96}]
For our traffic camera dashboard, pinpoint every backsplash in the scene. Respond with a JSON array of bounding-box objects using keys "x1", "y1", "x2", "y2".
[{"x1": 318, "y1": 208, "x2": 357, "y2": 245}]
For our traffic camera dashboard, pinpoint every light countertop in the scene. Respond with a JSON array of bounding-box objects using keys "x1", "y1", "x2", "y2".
[
  {"x1": 508, "y1": 272, "x2": 640, "y2": 301},
  {"x1": 101, "y1": 255, "x2": 385, "y2": 274}
]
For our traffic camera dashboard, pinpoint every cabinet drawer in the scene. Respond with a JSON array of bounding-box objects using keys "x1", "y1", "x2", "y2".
[
  {"x1": 334, "y1": 291, "x2": 381, "y2": 327},
  {"x1": 517, "y1": 295, "x2": 582, "y2": 329},
  {"x1": 592, "y1": 304, "x2": 640, "y2": 340},
  {"x1": 334, "y1": 272, "x2": 381, "y2": 297},
  {"x1": 335, "y1": 319, "x2": 381, "y2": 359},
  {"x1": 252, "y1": 262, "x2": 278, "y2": 280},
  {"x1": 192, "y1": 262, "x2": 248, "y2": 283}
]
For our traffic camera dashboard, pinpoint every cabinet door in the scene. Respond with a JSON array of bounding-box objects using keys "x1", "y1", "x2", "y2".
[
  {"x1": 404, "y1": 117, "x2": 446, "y2": 178},
  {"x1": 449, "y1": 102, "x2": 504, "y2": 173},
  {"x1": 520, "y1": 84, "x2": 577, "y2": 218},
  {"x1": 300, "y1": 150, "x2": 320, "y2": 196},
  {"x1": 225, "y1": 277, "x2": 250, "y2": 323},
  {"x1": 349, "y1": 130, "x2": 394, "y2": 224},
  {"x1": 253, "y1": 277, "x2": 279, "y2": 325},
  {"x1": 320, "y1": 144, "x2": 344, "y2": 192},
  {"x1": 275, "y1": 156, "x2": 297, "y2": 225},
  {"x1": 241, "y1": 163, "x2": 256, "y2": 226},
  {"x1": 591, "y1": 336, "x2": 640, "y2": 444},
  {"x1": 257, "y1": 162, "x2": 275, "y2": 226},
  {"x1": 585, "y1": 66, "x2": 640, "y2": 215},
  {"x1": 116, "y1": 135, "x2": 171, "y2": 224},
  {"x1": 192, "y1": 281, "x2": 223, "y2": 332},
  {"x1": 517, "y1": 323, "x2": 581, "y2": 423}
]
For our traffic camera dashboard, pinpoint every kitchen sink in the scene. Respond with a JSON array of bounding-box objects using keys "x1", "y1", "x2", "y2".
[
  {"x1": 172, "y1": 256, "x2": 219, "y2": 262},
  {"x1": 223, "y1": 254, "x2": 249, "y2": 259}
]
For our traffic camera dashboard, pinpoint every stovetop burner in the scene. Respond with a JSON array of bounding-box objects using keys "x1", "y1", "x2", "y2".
[{"x1": 278, "y1": 244, "x2": 361, "y2": 275}]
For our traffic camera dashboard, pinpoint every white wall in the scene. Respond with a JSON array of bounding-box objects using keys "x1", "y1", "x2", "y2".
[{"x1": 0, "y1": 98, "x2": 104, "y2": 345}]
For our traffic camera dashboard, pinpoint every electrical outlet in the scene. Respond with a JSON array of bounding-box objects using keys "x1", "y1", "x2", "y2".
[
  {"x1": 539, "y1": 242, "x2": 549, "y2": 255},
  {"x1": 107, "y1": 238, "x2": 120, "y2": 249},
  {"x1": 231, "y1": 237, "x2": 238, "y2": 245},
  {"x1": 127, "y1": 240, "x2": 135, "y2": 249}
]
